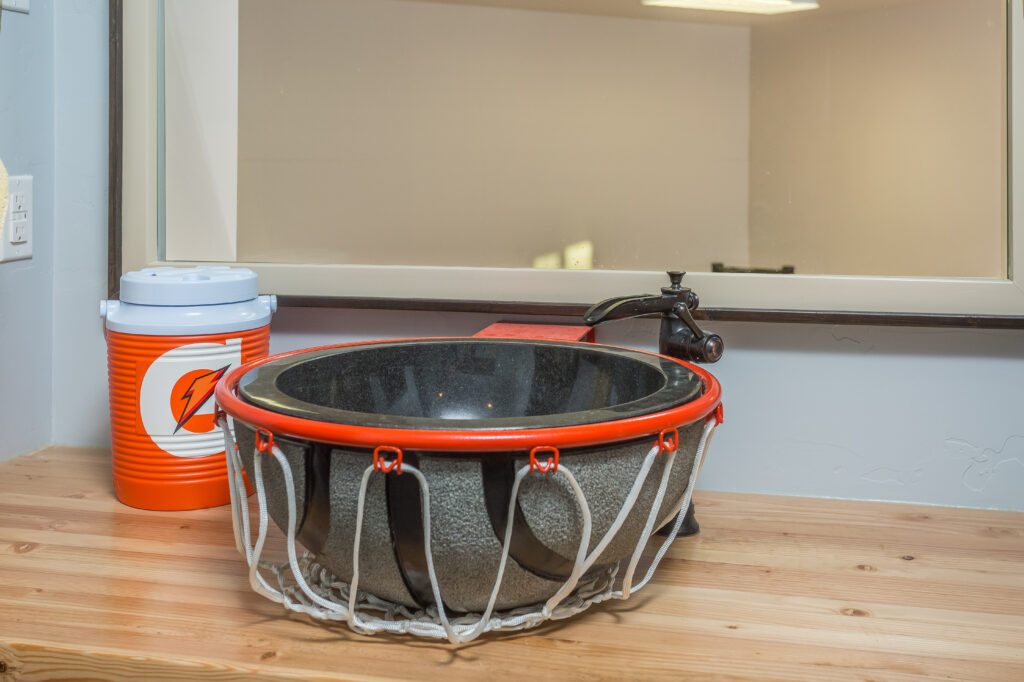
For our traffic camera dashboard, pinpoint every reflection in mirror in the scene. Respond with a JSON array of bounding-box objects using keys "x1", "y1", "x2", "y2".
[{"x1": 162, "y1": 0, "x2": 1008, "y2": 279}]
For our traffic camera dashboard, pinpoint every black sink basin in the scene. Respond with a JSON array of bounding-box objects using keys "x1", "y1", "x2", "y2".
[{"x1": 237, "y1": 338, "x2": 704, "y2": 431}]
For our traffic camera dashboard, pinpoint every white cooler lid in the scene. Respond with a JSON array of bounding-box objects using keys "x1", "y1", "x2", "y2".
[{"x1": 120, "y1": 266, "x2": 259, "y2": 306}]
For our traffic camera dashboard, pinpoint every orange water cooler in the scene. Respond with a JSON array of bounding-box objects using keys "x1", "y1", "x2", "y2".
[{"x1": 101, "y1": 267, "x2": 276, "y2": 510}]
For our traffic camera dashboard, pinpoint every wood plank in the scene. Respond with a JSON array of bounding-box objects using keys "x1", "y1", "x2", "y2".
[{"x1": 1, "y1": 446, "x2": 1022, "y2": 681}]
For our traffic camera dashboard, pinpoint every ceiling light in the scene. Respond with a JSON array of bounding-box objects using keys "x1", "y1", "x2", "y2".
[{"x1": 641, "y1": 0, "x2": 819, "y2": 15}]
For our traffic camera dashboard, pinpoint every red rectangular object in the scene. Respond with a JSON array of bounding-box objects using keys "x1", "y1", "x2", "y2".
[{"x1": 473, "y1": 322, "x2": 595, "y2": 343}]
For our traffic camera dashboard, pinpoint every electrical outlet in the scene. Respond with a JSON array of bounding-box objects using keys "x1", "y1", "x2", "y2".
[{"x1": 0, "y1": 175, "x2": 33, "y2": 263}]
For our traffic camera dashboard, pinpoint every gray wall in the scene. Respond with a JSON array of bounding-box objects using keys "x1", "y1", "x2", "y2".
[
  {"x1": 268, "y1": 308, "x2": 1024, "y2": 512},
  {"x1": 0, "y1": 0, "x2": 109, "y2": 460},
  {"x1": 51, "y1": 0, "x2": 110, "y2": 447},
  {"x1": 53, "y1": 293, "x2": 1024, "y2": 510},
  {"x1": 0, "y1": 1, "x2": 55, "y2": 460},
  {"x1": 3, "y1": 2, "x2": 1022, "y2": 513}
]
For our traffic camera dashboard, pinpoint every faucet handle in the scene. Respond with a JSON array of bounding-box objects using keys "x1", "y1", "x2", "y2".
[
  {"x1": 661, "y1": 271, "x2": 698, "y2": 309},
  {"x1": 666, "y1": 302, "x2": 723, "y2": 362}
]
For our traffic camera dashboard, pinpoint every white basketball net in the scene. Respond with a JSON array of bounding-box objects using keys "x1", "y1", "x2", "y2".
[{"x1": 219, "y1": 415, "x2": 719, "y2": 644}]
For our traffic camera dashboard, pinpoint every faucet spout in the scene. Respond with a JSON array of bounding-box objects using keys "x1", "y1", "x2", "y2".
[
  {"x1": 582, "y1": 294, "x2": 675, "y2": 325},
  {"x1": 583, "y1": 271, "x2": 723, "y2": 364}
]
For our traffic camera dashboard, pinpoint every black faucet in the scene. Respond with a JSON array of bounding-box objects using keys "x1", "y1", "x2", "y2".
[
  {"x1": 583, "y1": 271, "x2": 723, "y2": 537},
  {"x1": 584, "y1": 271, "x2": 723, "y2": 364}
]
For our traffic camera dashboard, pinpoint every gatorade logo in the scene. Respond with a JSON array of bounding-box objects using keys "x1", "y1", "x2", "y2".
[
  {"x1": 172, "y1": 366, "x2": 230, "y2": 434},
  {"x1": 139, "y1": 339, "x2": 242, "y2": 458}
]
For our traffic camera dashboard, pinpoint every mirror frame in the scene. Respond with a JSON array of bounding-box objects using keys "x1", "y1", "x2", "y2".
[{"x1": 111, "y1": 0, "x2": 1024, "y2": 328}]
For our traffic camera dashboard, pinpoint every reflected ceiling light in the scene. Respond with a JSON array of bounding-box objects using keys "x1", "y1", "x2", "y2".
[{"x1": 641, "y1": 0, "x2": 818, "y2": 15}]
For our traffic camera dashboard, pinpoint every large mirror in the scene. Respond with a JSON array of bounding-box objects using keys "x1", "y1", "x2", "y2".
[{"x1": 120, "y1": 0, "x2": 1024, "y2": 319}]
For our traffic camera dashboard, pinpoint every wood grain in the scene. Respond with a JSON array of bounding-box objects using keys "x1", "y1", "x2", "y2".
[{"x1": 1, "y1": 447, "x2": 1022, "y2": 681}]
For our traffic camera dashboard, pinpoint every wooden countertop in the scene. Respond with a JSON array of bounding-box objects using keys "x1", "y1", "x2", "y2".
[{"x1": 1, "y1": 447, "x2": 1022, "y2": 681}]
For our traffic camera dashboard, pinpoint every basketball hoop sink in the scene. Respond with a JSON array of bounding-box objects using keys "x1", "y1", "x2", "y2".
[{"x1": 217, "y1": 337, "x2": 720, "y2": 615}]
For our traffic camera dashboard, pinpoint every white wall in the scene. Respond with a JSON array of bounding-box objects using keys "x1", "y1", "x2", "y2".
[
  {"x1": 51, "y1": 0, "x2": 111, "y2": 448},
  {"x1": 0, "y1": 1, "x2": 55, "y2": 461}
]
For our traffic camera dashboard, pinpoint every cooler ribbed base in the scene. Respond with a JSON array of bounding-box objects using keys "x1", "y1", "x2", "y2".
[{"x1": 106, "y1": 327, "x2": 269, "y2": 510}]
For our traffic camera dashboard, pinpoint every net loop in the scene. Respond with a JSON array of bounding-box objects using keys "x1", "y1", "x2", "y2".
[
  {"x1": 529, "y1": 445, "x2": 559, "y2": 473},
  {"x1": 657, "y1": 427, "x2": 678, "y2": 454},
  {"x1": 255, "y1": 427, "x2": 275, "y2": 454},
  {"x1": 373, "y1": 445, "x2": 403, "y2": 474}
]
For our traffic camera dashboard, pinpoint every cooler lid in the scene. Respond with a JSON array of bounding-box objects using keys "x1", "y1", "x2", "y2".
[{"x1": 120, "y1": 266, "x2": 259, "y2": 306}]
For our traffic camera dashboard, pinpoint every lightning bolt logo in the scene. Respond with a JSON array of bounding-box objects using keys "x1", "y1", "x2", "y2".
[{"x1": 173, "y1": 365, "x2": 230, "y2": 434}]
